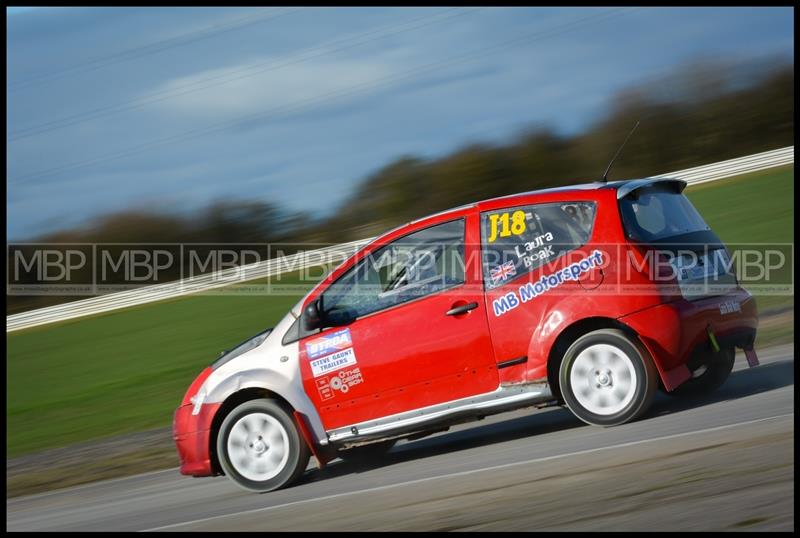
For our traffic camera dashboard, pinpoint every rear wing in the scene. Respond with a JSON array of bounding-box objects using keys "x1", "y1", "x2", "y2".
[{"x1": 615, "y1": 178, "x2": 688, "y2": 200}]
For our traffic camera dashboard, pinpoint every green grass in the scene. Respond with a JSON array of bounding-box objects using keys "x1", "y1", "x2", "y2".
[
  {"x1": 687, "y1": 166, "x2": 794, "y2": 244},
  {"x1": 6, "y1": 272, "x2": 322, "y2": 457},
  {"x1": 7, "y1": 444, "x2": 180, "y2": 498},
  {"x1": 6, "y1": 166, "x2": 795, "y2": 458}
]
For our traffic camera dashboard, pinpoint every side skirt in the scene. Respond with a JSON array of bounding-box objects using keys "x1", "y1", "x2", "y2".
[{"x1": 324, "y1": 383, "x2": 553, "y2": 446}]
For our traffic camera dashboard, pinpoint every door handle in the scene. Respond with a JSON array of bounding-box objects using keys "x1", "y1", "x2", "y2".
[{"x1": 446, "y1": 302, "x2": 479, "y2": 316}]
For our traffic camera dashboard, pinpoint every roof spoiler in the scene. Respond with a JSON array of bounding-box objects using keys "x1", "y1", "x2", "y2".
[{"x1": 616, "y1": 177, "x2": 688, "y2": 200}]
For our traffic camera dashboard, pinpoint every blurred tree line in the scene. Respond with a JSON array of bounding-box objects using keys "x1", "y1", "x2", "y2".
[
  {"x1": 7, "y1": 59, "x2": 793, "y2": 314},
  {"x1": 314, "y1": 59, "x2": 793, "y2": 242}
]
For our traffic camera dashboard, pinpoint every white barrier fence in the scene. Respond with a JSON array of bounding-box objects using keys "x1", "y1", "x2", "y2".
[
  {"x1": 7, "y1": 146, "x2": 794, "y2": 332},
  {"x1": 6, "y1": 239, "x2": 372, "y2": 332},
  {"x1": 654, "y1": 146, "x2": 793, "y2": 185}
]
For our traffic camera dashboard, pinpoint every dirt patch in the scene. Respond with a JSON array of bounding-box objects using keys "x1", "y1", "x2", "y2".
[{"x1": 7, "y1": 427, "x2": 175, "y2": 497}]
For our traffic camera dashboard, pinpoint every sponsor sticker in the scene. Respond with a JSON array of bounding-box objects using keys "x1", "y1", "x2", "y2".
[
  {"x1": 305, "y1": 328, "x2": 352, "y2": 359},
  {"x1": 719, "y1": 300, "x2": 742, "y2": 315},
  {"x1": 492, "y1": 290, "x2": 520, "y2": 317},
  {"x1": 493, "y1": 250, "x2": 604, "y2": 317},
  {"x1": 310, "y1": 347, "x2": 358, "y2": 377},
  {"x1": 316, "y1": 367, "x2": 364, "y2": 400}
]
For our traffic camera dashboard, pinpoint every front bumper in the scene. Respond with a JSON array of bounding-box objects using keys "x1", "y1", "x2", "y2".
[
  {"x1": 173, "y1": 402, "x2": 221, "y2": 476},
  {"x1": 619, "y1": 287, "x2": 758, "y2": 391}
]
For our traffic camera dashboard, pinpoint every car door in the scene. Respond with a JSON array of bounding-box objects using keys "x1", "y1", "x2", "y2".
[
  {"x1": 299, "y1": 212, "x2": 499, "y2": 431},
  {"x1": 480, "y1": 201, "x2": 599, "y2": 384}
]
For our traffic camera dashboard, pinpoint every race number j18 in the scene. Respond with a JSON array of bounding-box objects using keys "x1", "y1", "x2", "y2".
[{"x1": 488, "y1": 210, "x2": 526, "y2": 243}]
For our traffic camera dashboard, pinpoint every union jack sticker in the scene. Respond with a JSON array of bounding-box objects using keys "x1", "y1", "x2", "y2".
[{"x1": 490, "y1": 261, "x2": 517, "y2": 283}]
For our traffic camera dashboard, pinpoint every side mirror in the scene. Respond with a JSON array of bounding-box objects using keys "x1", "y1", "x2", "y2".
[
  {"x1": 303, "y1": 299, "x2": 322, "y2": 331},
  {"x1": 325, "y1": 306, "x2": 356, "y2": 327}
]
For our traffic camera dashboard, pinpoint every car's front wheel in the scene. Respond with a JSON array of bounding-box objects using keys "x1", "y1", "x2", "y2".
[
  {"x1": 217, "y1": 398, "x2": 310, "y2": 493},
  {"x1": 559, "y1": 329, "x2": 658, "y2": 427}
]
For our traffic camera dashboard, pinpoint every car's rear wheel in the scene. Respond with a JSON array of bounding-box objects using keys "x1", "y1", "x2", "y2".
[
  {"x1": 337, "y1": 439, "x2": 397, "y2": 463},
  {"x1": 669, "y1": 347, "x2": 735, "y2": 396},
  {"x1": 559, "y1": 329, "x2": 658, "y2": 426},
  {"x1": 217, "y1": 398, "x2": 310, "y2": 493}
]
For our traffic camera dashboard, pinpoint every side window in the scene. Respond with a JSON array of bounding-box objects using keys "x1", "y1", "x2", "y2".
[
  {"x1": 481, "y1": 202, "x2": 596, "y2": 289},
  {"x1": 320, "y1": 219, "x2": 466, "y2": 320}
]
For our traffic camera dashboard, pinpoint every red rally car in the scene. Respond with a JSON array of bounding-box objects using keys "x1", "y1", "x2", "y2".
[{"x1": 173, "y1": 177, "x2": 759, "y2": 492}]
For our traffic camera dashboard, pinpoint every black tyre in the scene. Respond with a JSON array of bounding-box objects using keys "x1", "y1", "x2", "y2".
[
  {"x1": 337, "y1": 439, "x2": 397, "y2": 463},
  {"x1": 217, "y1": 398, "x2": 310, "y2": 493},
  {"x1": 669, "y1": 348, "x2": 735, "y2": 396},
  {"x1": 559, "y1": 329, "x2": 658, "y2": 426}
]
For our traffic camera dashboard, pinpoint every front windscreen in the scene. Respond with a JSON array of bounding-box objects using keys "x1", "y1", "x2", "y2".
[{"x1": 211, "y1": 328, "x2": 272, "y2": 370}]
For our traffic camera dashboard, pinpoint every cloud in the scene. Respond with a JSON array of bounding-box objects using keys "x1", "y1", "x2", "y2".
[{"x1": 150, "y1": 53, "x2": 400, "y2": 121}]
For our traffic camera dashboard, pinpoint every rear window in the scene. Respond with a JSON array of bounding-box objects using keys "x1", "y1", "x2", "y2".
[{"x1": 619, "y1": 186, "x2": 710, "y2": 242}]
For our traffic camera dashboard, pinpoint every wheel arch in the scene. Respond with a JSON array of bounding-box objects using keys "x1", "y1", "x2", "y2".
[
  {"x1": 546, "y1": 316, "x2": 642, "y2": 402},
  {"x1": 208, "y1": 387, "x2": 293, "y2": 475}
]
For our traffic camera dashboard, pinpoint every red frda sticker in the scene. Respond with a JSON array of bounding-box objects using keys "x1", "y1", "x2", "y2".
[{"x1": 316, "y1": 367, "x2": 364, "y2": 401}]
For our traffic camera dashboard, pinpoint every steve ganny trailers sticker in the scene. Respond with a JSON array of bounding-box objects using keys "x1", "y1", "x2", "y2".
[{"x1": 306, "y1": 328, "x2": 358, "y2": 377}]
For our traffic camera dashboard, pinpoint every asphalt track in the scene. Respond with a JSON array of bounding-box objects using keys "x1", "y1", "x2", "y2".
[{"x1": 7, "y1": 344, "x2": 794, "y2": 532}]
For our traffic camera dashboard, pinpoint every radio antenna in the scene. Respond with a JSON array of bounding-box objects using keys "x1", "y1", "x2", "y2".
[{"x1": 602, "y1": 120, "x2": 640, "y2": 183}]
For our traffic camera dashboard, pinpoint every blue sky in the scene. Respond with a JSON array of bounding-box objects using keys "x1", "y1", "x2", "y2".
[{"x1": 6, "y1": 7, "x2": 794, "y2": 239}]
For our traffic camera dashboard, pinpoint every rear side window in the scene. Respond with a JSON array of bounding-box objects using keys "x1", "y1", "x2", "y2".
[
  {"x1": 481, "y1": 202, "x2": 596, "y2": 289},
  {"x1": 619, "y1": 186, "x2": 710, "y2": 242}
]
